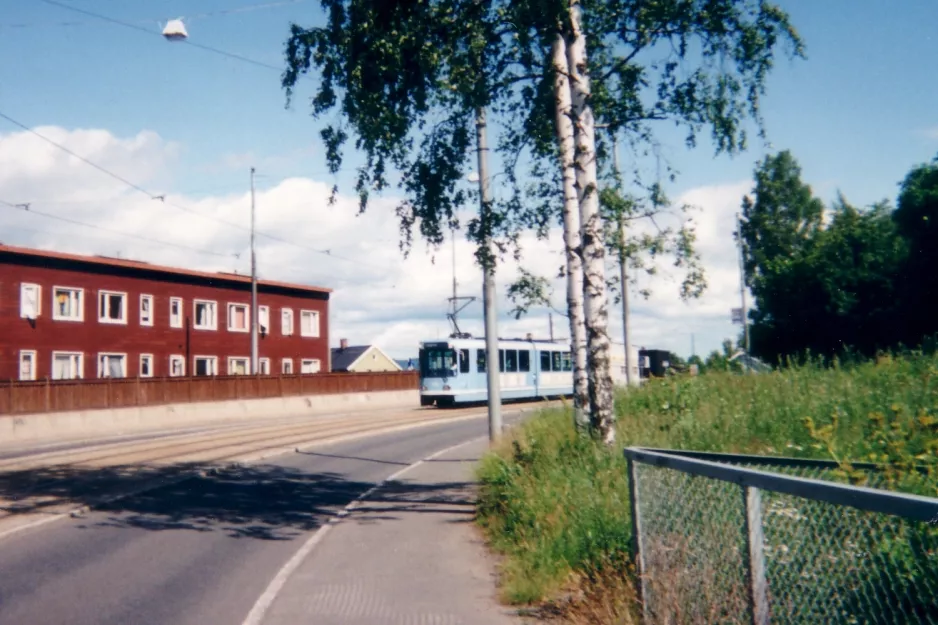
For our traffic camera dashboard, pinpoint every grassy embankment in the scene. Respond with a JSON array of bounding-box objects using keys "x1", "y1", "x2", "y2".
[{"x1": 475, "y1": 354, "x2": 938, "y2": 623}]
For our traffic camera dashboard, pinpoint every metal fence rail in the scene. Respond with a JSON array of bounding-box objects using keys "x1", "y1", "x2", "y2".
[
  {"x1": 624, "y1": 447, "x2": 938, "y2": 625},
  {"x1": 0, "y1": 371, "x2": 419, "y2": 416}
]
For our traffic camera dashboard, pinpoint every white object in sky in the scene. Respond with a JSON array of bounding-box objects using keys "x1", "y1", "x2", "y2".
[
  {"x1": 466, "y1": 172, "x2": 480, "y2": 183},
  {"x1": 162, "y1": 18, "x2": 188, "y2": 41}
]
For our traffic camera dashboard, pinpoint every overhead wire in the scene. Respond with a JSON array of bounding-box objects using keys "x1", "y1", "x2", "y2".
[
  {"x1": 0, "y1": 109, "x2": 393, "y2": 273},
  {"x1": 36, "y1": 0, "x2": 282, "y2": 72}
]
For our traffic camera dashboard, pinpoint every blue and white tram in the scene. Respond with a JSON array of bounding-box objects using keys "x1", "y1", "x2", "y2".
[{"x1": 417, "y1": 336, "x2": 574, "y2": 407}]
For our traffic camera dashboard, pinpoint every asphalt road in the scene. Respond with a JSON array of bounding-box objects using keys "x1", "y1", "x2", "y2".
[{"x1": 0, "y1": 411, "x2": 525, "y2": 625}]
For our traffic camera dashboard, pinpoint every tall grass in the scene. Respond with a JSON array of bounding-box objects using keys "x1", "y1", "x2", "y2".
[{"x1": 475, "y1": 353, "x2": 938, "y2": 622}]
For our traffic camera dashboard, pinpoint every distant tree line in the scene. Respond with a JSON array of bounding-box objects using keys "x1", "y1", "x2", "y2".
[{"x1": 739, "y1": 150, "x2": 938, "y2": 365}]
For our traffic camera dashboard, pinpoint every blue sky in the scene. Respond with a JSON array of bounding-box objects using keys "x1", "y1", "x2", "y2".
[{"x1": 2, "y1": 0, "x2": 938, "y2": 359}]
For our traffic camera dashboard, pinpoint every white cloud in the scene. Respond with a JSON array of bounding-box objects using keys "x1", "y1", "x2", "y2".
[
  {"x1": 0, "y1": 125, "x2": 754, "y2": 361},
  {"x1": 922, "y1": 126, "x2": 938, "y2": 141}
]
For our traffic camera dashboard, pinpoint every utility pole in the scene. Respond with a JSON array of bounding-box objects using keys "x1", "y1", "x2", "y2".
[
  {"x1": 475, "y1": 108, "x2": 502, "y2": 442},
  {"x1": 250, "y1": 167, "x2": 259, "y2": 375},
  {"x1": 737, "y1": 212, "x2": 750, "y2": 355},
  {"x1": 598, "y1": 125, "x2": 633, "y2": 387},
  {"x1": 549, "y1": 312, "x2": 554, "y2": 342}
]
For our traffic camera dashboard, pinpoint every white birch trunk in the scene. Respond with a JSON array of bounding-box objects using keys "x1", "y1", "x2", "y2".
[
  {"x1": 551, "y1": 34, "x2": 590, "y2": 433},
  {"x1": 565, "y1": 2, "x2": 616, "y2": 444}
]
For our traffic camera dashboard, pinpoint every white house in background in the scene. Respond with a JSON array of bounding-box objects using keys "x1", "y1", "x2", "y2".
[
  {"x1": 610, "y1": 341, "x2": 642, "y2": 387},
  {"x1": 330, "y1": 339, "x2": 403, "y2": 373}
]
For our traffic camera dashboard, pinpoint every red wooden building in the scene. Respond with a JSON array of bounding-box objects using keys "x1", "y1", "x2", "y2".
[{"x1": 0, "y1": 244, "x2": 331, "y2": 381}]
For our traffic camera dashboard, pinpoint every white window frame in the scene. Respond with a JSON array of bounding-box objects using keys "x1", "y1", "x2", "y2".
[
  {"x1": 139, "y1": 353, "x2": 154, "y2": 378},
  {"x1": 281, "y1": 358, "x2": 294, "y2": 374},
  {"x1": 169, "y1": 354, "x2": 186, "y2": 377},
  {"x1": 300, "y1": 358, "x2": 321, "y2": 374},
  {"x1": 259, "y1": 305, "x2": 270, "y2": 335},
  {"x1": 227, "y1": 302, "x2": 249, "y2": 333},
  {"x1": 281, "y1": 307, "x2": 294, "y2": 336},
  {"x1": 98, "y1": 290, "x2": 128, "y2": 325},
  {"x1": 193, "y1": 355, "x2": 219, "y2": 377},
  {"x1": 259, "y1": 357, "x2": 270, "y2": 375},
  {"x1": 300, "y1": 310, "x2": 320, "y2": 338},
  {"x1": 169, "y1": 297, "x2": 183, "y2": 328},
  {"x1": 228, "y1": 356, "x2": 250, "y2": 375},
  {"x1": 20, "y1": 283, "x2": 41, "y2": 319},
  {"x1": 19, "y1": 350, "x2": 37, "y2": 381},
  {"x1": 140, "y1": 294, "x2": 154, "y2": 327},
  {"x1": 51, "y1": 351, "x2": 83, "y2": 380},
  {"x1": 193, "y1": 299, "x2": 218, "y2": 331},
  {"x1": 97, "y1": 352, "x2": 128, "y2": 378},
  {"x1": 52, "y1": 285, "x2": 84, "y2": 322}
]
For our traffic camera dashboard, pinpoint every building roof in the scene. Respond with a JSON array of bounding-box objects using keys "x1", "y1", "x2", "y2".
[
  {"x1": 0, "y1": 243, "x2": 332, "y2": 296},
  {"x1": 330, "y1": 344, "x2": 402, "y2": 372}
]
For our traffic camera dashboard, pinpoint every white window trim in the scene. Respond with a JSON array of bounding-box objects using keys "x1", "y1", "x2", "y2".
[
  {"x1": 169, "y1": 354, "x2": 186, "y2": 377},
  {"x1": 98, "y1": 290, "x2": 129, "y2": 325},
  {"x1": 20, "y1": 283, "x2": 41, "y2": 319},
  {"x1": 169, "y1": 297, "x2": 183, "y2": 329},
  {"x1": 51, "y1": 285, "x2": 84, "y2": 322},
  {"x1": 227, "y1": 302, "x2": 250, "y2": 333},
  {"x1": 139, "y1": 353, "x2": 154, "y2": 378},
  {"x1": 51, "y1": 351, "x2": 83, "y2": 380},
  {"x1": 281, "y1": 307, "x2": 294, "y2": 336},
  {"x1": 193, "y1": 299, "x2": 218, "y2": 331},
  {"x1": 259, "y1": 357, "x2": 270, "y2": 375},
  {"x1": 281, "y1": 358, "x2": 294, "y2": 374},
  {"x1": 300, "y1": 309, "x2": 320, "y2": 338},
  {"x1": 97, "y1": 352, "x2": 128, "y2": 378},
  {"x1": 227, "y1": 356, "x2": 250, "y2": 375},
  {"x1": 301, "y1": 358, "x2": 321, "y2": 374},
  {"x1": 193, "y1": 355, "x2": 219, "y2": 376},
  {"x1": 19, "y1": 350, "x2": 37, "y2": 381},
  {"x1": 259, "y1": 305, "x2": 270, "y2": 335},
  {"x1": 140, "y1": 294, "x2": 154, "y2": 327}
]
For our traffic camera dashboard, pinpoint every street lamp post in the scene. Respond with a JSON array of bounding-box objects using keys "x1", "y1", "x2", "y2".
[
  {"x1": 250, "y1": 167, "x2": 259, "y2": 375},
  {"x1": 596, "y1": 124, "x2": 633, "y2": 387}
]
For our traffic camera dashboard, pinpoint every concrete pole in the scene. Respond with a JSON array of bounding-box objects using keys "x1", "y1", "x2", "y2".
[
  {"x1": 250, "y1": 167, "x2": 259, "y2": 375},
  {"x1": 737, "y1": 212, "x2": 750, "y2": 355},
  {"x1": 475, "y1": 108, "x2": 502, "y2": 442}
]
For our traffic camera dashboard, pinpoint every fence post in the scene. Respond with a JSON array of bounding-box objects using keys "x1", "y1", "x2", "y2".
[
  {"x1": 742, "y1": 485, "x2": 770, "y2": 625},
  {"x1": 627, "y1": 455, "x2": 650, "y2": 625},
  {"x1": 45, "y1": 377, "x2": 51, "y2": 412}
]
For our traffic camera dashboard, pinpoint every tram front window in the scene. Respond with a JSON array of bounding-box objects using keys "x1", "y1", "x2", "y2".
[{"x1": 420, "y1": 348, "x2": 457, "y2": 378}]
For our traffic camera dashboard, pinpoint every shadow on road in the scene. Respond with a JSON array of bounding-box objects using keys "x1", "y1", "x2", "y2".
[{"x1": 0, "y1": 461, "x2": 478, "y2": 541}]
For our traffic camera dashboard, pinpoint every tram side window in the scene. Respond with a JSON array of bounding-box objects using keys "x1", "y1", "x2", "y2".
[
  {"x1": 477, "y1": 349, "x2": 487, "y2": 373},
  {"x1": 561, "y1": 352, "x2": 572, "y2": 371},
  {"x1": 552, "y1": 351, "x2": 563, "y2": 372},
  {"x1": 459, "y1": 349, "x2": 470, "y2": 374},
  {"x1": 499, "y1": 349, "x2": 505, "y2": 372},
  {"x1": 540, "y1": 351, "x2": 551, "y2": 372},
  {"x1": 519, "y1": 350, "x2": 530, "y2": 372},
  {"x1": 505, "y1": 349, "x2": 518, "y2": 372}
]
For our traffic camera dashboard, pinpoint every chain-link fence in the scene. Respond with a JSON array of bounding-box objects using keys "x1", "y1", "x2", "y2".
[{"x1": 624, "y1": 448, "x2": 938, "y2": 625}]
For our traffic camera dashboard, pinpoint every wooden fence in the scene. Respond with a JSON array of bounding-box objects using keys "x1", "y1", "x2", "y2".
[{"x1": 0, "y1": 371, "x2": 420, "y2": 417}]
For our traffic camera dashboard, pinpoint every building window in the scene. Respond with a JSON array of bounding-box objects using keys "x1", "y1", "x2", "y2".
[
  {"x1": 300, "y1": 310, "x2": 320, "y2": 338},
  {"x1": 98, "y1": 353, "x2": 127, "y2": 378},
  {"x1": 259, "y1": 358, "x2": 270, "y2": 375},
  {"x1": 169, "y1": 355, "x2": 185, "y2": 377},
  {"x1": 228, "y1": 356, "x2": 249, "y2": 375},
  {"x1": 19, "y1": 350, "x2": 37, "y2": 381},
  {"x1": 300, "y1": 358, "x2": 321, "y2": 374},
  {"x1": 98, "y1": 290, "x2": 128, "y2": 324},
  {"x1": 281, "y1": 308, "x2": 294, "y2": 335},
  {"x1": 259, "y1": 305, "x2": 270, "y2": 335},
  {"x1": 170, "y1": 297, "x2": 183, "y2": 328},
  {"x1": 52, "y1": 352, "x2": 83, "y2": 380},
  {"x1": 194, "y1": 300, "x2": 217, "y2": 330},
  {"x1": 140, "y1": 294, "x2": 154, "y2": 326},
  {"x1": 227, "y1": 303, "x2": 249, "y2": 332},
  {"x1": 52, "y1": 286, "x2": 83, "y2": 322},
  {"x1": 282, "y1": 358, "x2": 294, "y2": 374},
  {"x1": 140, "y1": 354, "x2": 154, "y2": 378},
  {"x1": 20, "y1": 283, "x2": 41, "y2": 319},
  {"x1": 194, "y1": 355, "x2": 218, "y2": 376}
]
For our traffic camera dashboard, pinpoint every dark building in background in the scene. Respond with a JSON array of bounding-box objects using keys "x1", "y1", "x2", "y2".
[{"x1": 639, "y1": 348, "x2": 672, "y2": 379}]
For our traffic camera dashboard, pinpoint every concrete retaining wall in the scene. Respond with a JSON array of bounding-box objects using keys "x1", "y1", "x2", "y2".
[{"x1": 0, "y1": 389, "x2": 420, "y2": 447}]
